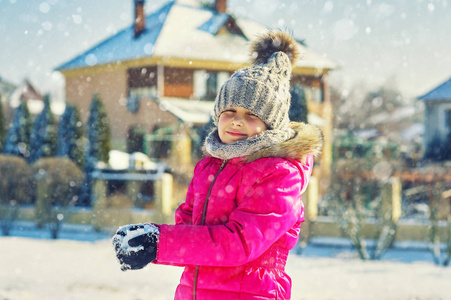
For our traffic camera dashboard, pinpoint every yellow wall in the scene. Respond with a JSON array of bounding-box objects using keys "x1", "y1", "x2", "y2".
[{"x1": 63, "y1": 64, "x2": 178, "y2": 145}]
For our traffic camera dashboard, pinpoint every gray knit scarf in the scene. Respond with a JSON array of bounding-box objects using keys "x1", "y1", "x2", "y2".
[{"x1": 205, "y1": 127, "x2": 296, "y2": 160}]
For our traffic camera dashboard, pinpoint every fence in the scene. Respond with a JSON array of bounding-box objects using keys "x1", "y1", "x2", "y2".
[{"x1": 302, "y1": 176, "x2": 450, "y2": 244}]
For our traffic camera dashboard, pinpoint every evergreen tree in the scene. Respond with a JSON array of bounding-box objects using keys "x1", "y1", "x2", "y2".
[
  {"x1": 57, "y1": 104, "x2": 84, "y2": 168},
  {"x1": 289, "y1": 85, "x2": 308, "y2": 123},
  {"x1": 80, "y1": 93, "x2": 111, "y2": 206},
  {"x1": 2, "y1": 100, "x2": 32, "y2": 158},
  {"x1": 29, "y1": 94, "x2": 57, "y2": 163},
  {"x1": 0, "y1": 99, "x2": 5, "y2": 151},
  {"x1": 86, "y1": 93, "x2": 111, "y2": 164}
]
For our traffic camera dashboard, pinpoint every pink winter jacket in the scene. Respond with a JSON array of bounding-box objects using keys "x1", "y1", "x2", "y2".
[{"x1": 155, "y1": 123, "x2": 324, "y2": 300}]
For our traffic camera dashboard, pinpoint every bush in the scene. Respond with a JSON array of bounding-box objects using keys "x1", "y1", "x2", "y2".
[
  {"x1": 427, "y1": 181, "x2": 451, "y2": 266},
  {"x1": 327, "y1": 158, "x2": 400, "y2": 260},
  {"x1": 32, "y1": 157, "x2": 83, "y2": 238},
  {"x1": 0, "y1": 155, "x2": 33, "y2": 235}
]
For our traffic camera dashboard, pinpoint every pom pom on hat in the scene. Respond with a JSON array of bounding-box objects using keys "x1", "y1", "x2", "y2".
[{"x1": 250, "y1": 31, "x2": 300, "y2": 66}]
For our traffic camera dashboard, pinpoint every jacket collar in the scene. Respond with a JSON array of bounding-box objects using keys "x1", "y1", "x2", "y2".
[{"x1": 244, "y1": 122, "x2": 324, "y2": 164}]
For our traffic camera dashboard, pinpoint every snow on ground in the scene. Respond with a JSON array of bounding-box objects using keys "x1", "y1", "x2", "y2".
[{"x1": 0, "y1": 224, "x2": 450, "y2": 300}]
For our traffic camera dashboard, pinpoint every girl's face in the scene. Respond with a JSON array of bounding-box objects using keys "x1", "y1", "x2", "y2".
[{"x1": 218, "y1": 107, "x2": 267, "y2": 144}]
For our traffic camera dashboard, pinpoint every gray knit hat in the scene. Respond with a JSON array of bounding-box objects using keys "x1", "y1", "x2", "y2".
[{"x1": 213, "y1": 31, "x2": 300, "y2": 130}]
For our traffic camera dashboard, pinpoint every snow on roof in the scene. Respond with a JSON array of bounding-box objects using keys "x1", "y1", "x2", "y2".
[
  {"x1": 418, "y1": 76, "x2": 451, "y2": 102},
  {"x1": 56, "y1": 2, "x2": 172, "y2": 71},
  {"x1": 399, "y1": 123, "x2": 424, "y2": 141},
  {"x1": 370, "y1": 105, "x2": 421, "y2": 126},
  {"x1": 157, "y1": 97, "x2": 214, "y2": 124},
  {"x1": 56, "y1": 1, "x2": 337, "y2": 72}
]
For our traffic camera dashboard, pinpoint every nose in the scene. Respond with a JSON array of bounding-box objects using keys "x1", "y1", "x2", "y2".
[{"x1": 231, "y1": 115, "x2": 244, "y2": 126}]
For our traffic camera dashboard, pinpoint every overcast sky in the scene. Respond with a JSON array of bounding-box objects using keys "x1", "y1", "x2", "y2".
[{"x1": 1, "y1": 0, "x2": 450, "y2": 101}]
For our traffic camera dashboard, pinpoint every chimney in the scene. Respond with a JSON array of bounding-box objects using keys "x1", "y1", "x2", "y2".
[
  {"x1": 134, "y1": 0, "x2": 145, "y2": 38},
  {"x1": 215, "y1": 0, "x2": 226, "y2": 14}
]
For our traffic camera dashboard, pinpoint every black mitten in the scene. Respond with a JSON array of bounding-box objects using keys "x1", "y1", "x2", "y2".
[{"x1": 112, "y1": 224, "x2": 160, "y2": 271}]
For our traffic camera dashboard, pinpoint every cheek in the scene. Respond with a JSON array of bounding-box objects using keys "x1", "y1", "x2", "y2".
[
  {"x1": 255, "y1": 126, "x2": 264, "y2": 134},
  {"x1": 218, "y1": 116, "x2": 229, "y2": 129},
  {"x1": 253, "y1": 121, "x2": 267, "y2": 134}
]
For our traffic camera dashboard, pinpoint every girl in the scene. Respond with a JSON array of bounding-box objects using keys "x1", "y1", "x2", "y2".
[{"x1": 112, "y1": 31, "x2": 324, "y2": 300}]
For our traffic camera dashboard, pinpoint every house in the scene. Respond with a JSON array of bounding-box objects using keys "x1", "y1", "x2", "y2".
[
  {"x1": 418, "y1": 76, "x2": 451, "y2": 160},
  {"x1": 56, "y1": 0, "x2": 337, "y2": 185},
  {"x1": 7, "y1": 79, "x2": 65, "y2": 121}
]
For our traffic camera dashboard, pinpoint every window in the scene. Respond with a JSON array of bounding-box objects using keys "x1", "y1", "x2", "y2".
[
  {"x1": 193, "y1": 70, "x2": 230, "y2": 100},
  {"x1": 206, "y1": 72, "x2": 218, "y2": 100},
  {"x1": 291, "y1": 75, "x2": 323, "y2": 103},
  {"x1": 127, "y1": 66, "x2": 158, "y2": 112},
  {"x1": 446, "y1": 109, "x2": 451, "y2": 129},
  {"x1": 145, "y1": 126, "x2": 174, "y2": 160}
]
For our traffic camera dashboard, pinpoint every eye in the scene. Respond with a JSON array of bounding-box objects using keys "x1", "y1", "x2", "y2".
[{"x1": 221, "y1": 109, "x2": 236, "y2": 116}]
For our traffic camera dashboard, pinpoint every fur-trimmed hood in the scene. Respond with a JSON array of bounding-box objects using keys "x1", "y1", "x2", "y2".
[{"x1": 245, "y1": 122, "x2": 324, "y2": 163}]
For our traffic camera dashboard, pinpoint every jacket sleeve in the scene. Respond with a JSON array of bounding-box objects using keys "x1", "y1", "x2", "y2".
[
  {"x1": 173, "y1": 177, "x2": 195, "y2": 225},
  {"x1": 155, "y1": 158, "x2": 312, "y2": 267}
]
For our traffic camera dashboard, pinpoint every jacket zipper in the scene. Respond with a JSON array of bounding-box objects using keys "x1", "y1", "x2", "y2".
[{"x1": 193, "y1": 159, "x2": 228, "y2": 300}]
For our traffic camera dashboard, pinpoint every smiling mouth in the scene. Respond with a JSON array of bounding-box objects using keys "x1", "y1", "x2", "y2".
[{"x1": 227, "y1": 131, "x2": 247, "y2": 137}]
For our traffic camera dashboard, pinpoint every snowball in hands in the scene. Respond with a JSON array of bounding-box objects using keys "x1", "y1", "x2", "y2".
[{"x1": 112, "y1": 223, "x2": 160, "y2": 271}]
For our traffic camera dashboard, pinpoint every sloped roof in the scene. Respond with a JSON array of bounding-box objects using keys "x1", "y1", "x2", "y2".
[
  {"x1": 8, "y1": 80, "x2": 65, "y2": 115},
  {"x1": 9, "y1": 80, "x2": 43, "y2": 108},
  {"x1": 56, "y1": 0, "x2": 337, "y2": 72},
  {"x1": 418, "y1": 76, "x2": 451, "y2": 102},
  {"x1": 198, "y1": 13, "x2": 232, "y2": 35},
  {"x1": 57, "y1": 2, "x2": 171, "y2": 70}
]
